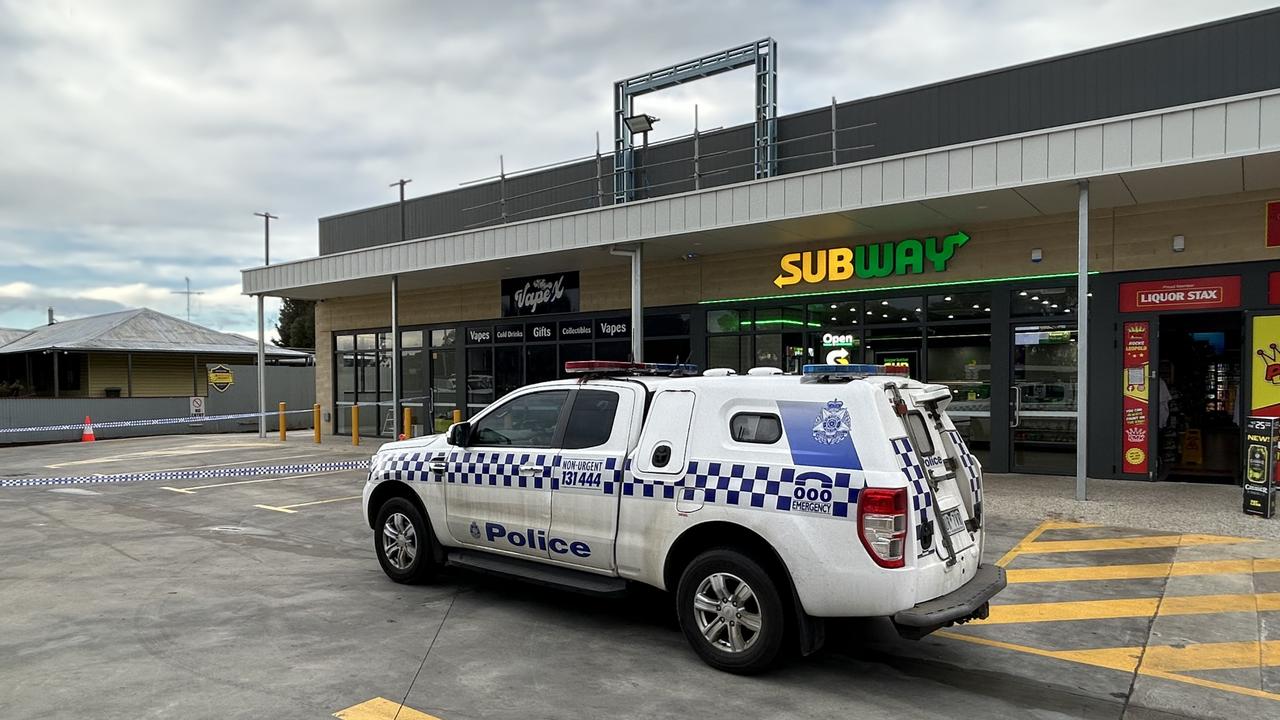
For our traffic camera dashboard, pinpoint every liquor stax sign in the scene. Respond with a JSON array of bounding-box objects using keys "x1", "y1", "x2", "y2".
[
  {"x1": 773, "y1": 231, "x2": 970, "y2": 289},
  {"x1": 501, "y1": 271, "x2": 580, "y2": 317},
  {"x1": 1118, "y1": 276, "x2": 1241, "y2": 313}
]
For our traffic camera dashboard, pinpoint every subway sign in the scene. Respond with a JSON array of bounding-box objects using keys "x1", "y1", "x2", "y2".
[{"x1": 774, "y1": 231, "x2": 969, "y2": 289}]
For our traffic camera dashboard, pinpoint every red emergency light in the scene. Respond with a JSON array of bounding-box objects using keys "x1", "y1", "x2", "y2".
[{"x1": 564, "y1": 360, "x2": 698, "y2": 375}]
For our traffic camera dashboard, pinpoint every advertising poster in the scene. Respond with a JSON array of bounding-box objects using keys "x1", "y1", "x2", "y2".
[
  {"x1": 1121, "y1": 322, "x2": 1150, "y2": 474},
  {"x1": 1251, "y1": 315, "x2": 1280, "y2": 418}
]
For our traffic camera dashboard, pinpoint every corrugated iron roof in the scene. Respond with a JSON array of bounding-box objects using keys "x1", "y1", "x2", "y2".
[
  {"x1": 0, "y1": 328, "x2": 29, "y2": 345},
  {"x1": 0, "y1": 308, "x2": 309, "y2": 357}
]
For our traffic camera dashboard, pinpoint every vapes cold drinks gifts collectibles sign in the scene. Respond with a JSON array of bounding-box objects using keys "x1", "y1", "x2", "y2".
[
  {"x1": 1121, "y1": 322, "x2": 1150, "y2": 475},
  {"x1": 1243, "y1": 417, "x2": 1278, "y2": 518},
  {"x1": 501, "y1": 272, "x2": 580, "y2": 317},
  {"x1": 773, "y1": 232, "x2": 970, "y2": 289}
]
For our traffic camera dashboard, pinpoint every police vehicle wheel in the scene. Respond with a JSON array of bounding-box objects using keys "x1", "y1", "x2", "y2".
[
  {"x1": 374, "y1": 497, "x2": 437, "y2": 584},
  {"x1": 676, "y1": 549, "x2": 786, "y2": 674}
]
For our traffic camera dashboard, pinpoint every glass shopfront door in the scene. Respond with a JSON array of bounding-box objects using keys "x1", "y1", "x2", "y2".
[{"x1": 1010, "y1": 324, "x2": 1079, "y2": 474}]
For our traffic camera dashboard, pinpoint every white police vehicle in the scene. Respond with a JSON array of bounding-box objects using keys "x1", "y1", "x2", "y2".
[{"x1": 363, "y1": 360, "x2": 1005, "y2": 673}]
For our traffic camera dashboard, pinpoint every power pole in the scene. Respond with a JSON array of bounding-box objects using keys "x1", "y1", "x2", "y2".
[
  {"x1": 389, "y1": 179, "x2": 412, "y2": 242},
  {"x1": 170, "y1": 277, "x2": 205, "y2": 321},
  {"x1": 253, "y1": 211, "x2": 277, "y2": 439}
]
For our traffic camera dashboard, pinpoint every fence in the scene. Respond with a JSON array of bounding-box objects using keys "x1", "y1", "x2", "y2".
[{"x1": 0, "y1": 365, "x2": 315, "y2": 445}]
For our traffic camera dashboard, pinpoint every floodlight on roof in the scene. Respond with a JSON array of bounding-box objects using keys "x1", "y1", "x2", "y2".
[{"x1": 623, "y1": 113, "x2": 659, "y2": 135}]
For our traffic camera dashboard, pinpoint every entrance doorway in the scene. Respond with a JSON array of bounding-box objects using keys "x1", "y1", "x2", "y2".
[
  {"x1": 1155, "y1": 312, "x2": 1242, "y2": 483},
  {"x1": 1010, "y1": 324, "x2": 1079, "y2": 474}
]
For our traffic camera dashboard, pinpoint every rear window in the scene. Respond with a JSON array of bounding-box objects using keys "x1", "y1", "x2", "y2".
[
  {"x1": 907, "y1": 412, "x2": 934, "y2": 455},
  {"x1": 562, "y1": 390, "x2": 620, "y2": 449},
  {"x1": 730, "y1": 413, "x2": 782, "y2": 444}
]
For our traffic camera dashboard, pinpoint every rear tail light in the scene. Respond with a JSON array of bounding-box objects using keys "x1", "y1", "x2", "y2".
[{"x1": 858, "y1": 487, "x2": 908, "y2": 568}]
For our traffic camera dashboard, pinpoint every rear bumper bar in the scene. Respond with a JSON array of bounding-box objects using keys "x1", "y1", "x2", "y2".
[{"x1": 892, "y1": 564, "x2": 1006, "y2": 636}]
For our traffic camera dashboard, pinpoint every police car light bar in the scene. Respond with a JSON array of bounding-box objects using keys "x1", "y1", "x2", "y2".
[
  {"x1": 801, "y1": 363, "x2": 910, "y2": 381},
  {"x1": 564, "y1": 360, "x2": 699, "y2": 376}
]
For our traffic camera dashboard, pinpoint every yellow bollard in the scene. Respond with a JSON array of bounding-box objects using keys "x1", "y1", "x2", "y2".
[
  {"x1": 278, "y1": 402, "x2": 286, "y2": 441},
  {"x1": 403, "y1": 407, "x2": 413, "y2": 439},
  {"x1": 452, "y1": 408, "x2": 462, "y2": 424},
  {"x1": 313, "y1": 404, "x2": 321, "y2": 444},
  {"x1": 352, "y1": 405, "x2": 360, "y2": 446}
]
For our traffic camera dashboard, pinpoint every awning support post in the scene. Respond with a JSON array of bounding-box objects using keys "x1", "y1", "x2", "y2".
[
  {"x1": 257, "y1": 295, "x2": 266, "y2": 439},
  {"x1": 391, "y1": 275, "x2": 401, "y2": 436},
  {"x1": 609, "y1": 246, "x2": 644, "y2": 363},
  {"x1": 1076, "y1": 180, "x2": 1090, "y2": 502}
]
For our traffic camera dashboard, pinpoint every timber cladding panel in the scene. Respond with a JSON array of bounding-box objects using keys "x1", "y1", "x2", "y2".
[{"x1": 85, "y1": 353, "x2": 261, "y2": 398}]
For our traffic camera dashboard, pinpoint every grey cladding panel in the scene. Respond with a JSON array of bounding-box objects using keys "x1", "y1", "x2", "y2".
[{"x1": 319, "y1": 9, "x2": 1280, "y2": 255}]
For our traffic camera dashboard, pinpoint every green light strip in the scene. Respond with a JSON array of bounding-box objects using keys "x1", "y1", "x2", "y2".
[{"x1": 699, "y1": 271, "x2": 1100, "y2": 305}]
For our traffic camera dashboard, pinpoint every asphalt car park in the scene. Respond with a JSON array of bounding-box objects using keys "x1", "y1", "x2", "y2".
[{"x1": 1, "y1": 434, "x2": 1278, "y2": 719}]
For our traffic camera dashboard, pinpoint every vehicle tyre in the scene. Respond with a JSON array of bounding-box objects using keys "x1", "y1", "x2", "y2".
[
  {"x1": 676, "y1": 548, "x2": 787, "y2": 674},
  {"x1": 374, "y1": 497, "x2": 438, "y2": 584}
]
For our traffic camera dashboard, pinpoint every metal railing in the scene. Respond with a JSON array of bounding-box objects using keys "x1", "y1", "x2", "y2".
[{"x1": 454, "y1": 116, "x2": 877, "y2": 231}]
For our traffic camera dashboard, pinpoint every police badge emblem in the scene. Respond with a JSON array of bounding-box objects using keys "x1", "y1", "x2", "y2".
[
  {"x1": 812, "y1": 399, "x2": 851, "y2": 445},
  {"x1": 470, "y1": 521, "x2": 482, "y2": 539}
]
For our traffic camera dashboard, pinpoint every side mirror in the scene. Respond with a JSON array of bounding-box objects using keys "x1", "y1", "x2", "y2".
[{"x1": 447, "y1": 422, "x2": 470, "y2": 447}]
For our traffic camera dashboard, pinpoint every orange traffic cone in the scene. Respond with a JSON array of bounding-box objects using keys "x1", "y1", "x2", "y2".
[{"x1": 81, "y1": 416, "x2": 96, "y2": 443}]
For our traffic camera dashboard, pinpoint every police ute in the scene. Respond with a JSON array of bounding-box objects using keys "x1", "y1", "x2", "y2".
[{"x1": 363, "y1": 360, "x2": 1005, "y2": 673}]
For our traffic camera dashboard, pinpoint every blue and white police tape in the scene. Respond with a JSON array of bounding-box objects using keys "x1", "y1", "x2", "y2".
[
  {"x1": 0, "y1": 409, "x2": 318, "y2": 435},
  {"x1": 0, "y1": 460, "x2": 373, "y2": 488},
  {"x1": 0, "y1": 395, "x2": 435, "y2": 435}
]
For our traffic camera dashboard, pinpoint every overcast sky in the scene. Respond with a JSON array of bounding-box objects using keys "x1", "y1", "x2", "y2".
[{"x1": 0, "y1": 0, "x2": 1273, "y2": 341}]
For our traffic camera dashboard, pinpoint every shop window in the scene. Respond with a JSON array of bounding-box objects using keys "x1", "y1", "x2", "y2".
[
  {"x1": 645, "y1": 312, "x2": 691, "y2": 337},
  {"x1": 356, "y1": 333, "x2": 376, "y2": 350},
  {"x1": 595, "y1": 341, "x2": 630, "y2": 362},
  {"x1": 754, "y1": 305, "x2": 808, "y2": 330},
  {"x1": 471, "y1": 390, "x2": 569, "y2": 448},
  {"x1": 430, "y1": 347, "x2": 458, "y2": 432},
  {"x1": 401, "y1": 330, "x2": 423, "y2": 349},
  {"x1": 927, "y1": 291, "x2": 991, "y2": 321},
  {"x1": 1012, "y1": 286, "x2": 1078, "y2": 317},
  {"x1": 431, "y1": 328, "x2": 456, "y2": 347},
  {"x1": 646, "y1": 337, "x2": 692, "y2": 365},
  {"x1": 335, "y1": 334, "x2": 355, "y2": 351},
  {"x1": 708, "y1": 335, "x2": 751, "y2": 374},
  {"x1": 707, "y1": 309, "x2": 746, "y2": 334},
  {"x1": 926, "y1": 325, "x2": 993, "y2": 467},
  {"x1": 730, "y1": 413, "x2": 782, "y2": 444},
  {"x1": 562, "y1": 390, "x2": 620, "y2": 449},
  {"x1": 559, "y1": 343, "x2": 593, "y2": 377},
  {"x1": 865, "y1": 327, "x2": 922, "y2": 377},
  {"x1": 808, "y1": 301, "x2": 861, "y2": 330},
  {"x1": 863, "y1": 297, "x2": 923, "y2": 325},
  {"x1": 466, "y1": 347, "x2": 495, "y2": 414}
]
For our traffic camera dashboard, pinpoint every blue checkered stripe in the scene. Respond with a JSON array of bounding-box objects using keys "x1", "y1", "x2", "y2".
[
  {"x1": 891, "y1": 437, "x2": 933, "y2": 530},
  {"x1": 622, "y1": 460, "x2": 861, "y2": 520},
  {"x1": 374, "y1": 451, "x2": 443, "y2": 484},
  {"x1": 943, "y1": 429, "x2": 981, "y2": 503},
  {"x1": 447, "y1": 451, "x2": 554, "y2": 489}
]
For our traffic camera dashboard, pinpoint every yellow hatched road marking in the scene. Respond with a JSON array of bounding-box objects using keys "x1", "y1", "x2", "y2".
[
  {"x1": 1006, "y1": 557, "x2": 1280, "y2": 583},
  {"x1": 979, "y1": 592, "x2": 1280, "y2": 624},
  {"x1": 334, "y1": 696, "x2": 442, "y2": 720},
  {"x1": 1016, "y1": 533, "x2": 1255, "y2": 555},
  {"x1": 254, "y1": 494, "x2": 362, "y2": 514},
  {"x1": 995, "y1": 520, "x2": 1102, "y2": 567},
  {"x1": 937, "y1": 631, "x2": 1280, "y2": 702}
]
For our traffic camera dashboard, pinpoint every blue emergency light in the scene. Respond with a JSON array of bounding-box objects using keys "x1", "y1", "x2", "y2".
[{"x1": 801, "y1": 363, "x2": 910, "y2": 381}]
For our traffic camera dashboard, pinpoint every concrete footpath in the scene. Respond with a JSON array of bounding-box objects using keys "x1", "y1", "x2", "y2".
[{"x1": 984, "y1": 473, "x2": 1280, "y2": 541}]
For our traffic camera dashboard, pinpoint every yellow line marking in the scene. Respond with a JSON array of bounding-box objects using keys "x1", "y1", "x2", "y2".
[
  {"x1": 1017, "y1": 533, "x2": 1255, "y2": 555},
  {"x1": 334, "y1": 696, "x2": 442, "y2": 720},
  {"x1": 1006, "y1": 558, "x2": 1280, "y2": 583},
  {"x1": 978, "y1": 592, "x2": 1280, "y2": 624},
  {"x1": 937, "y1": 632, "x2": 1280, "y2": 702},
  {"x1": 995, "y1": 520, "x2": 1054, "y2": 568},
  {"x1": 160, "y1": 471, "x2": 341, "y2": 494},
  {"x1": 254, "y1": 494, "x2": 362, "y2": 514}
]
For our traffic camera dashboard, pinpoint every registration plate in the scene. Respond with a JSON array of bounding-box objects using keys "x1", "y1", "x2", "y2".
[{"x1": 941, "y1": 508, "x2": 967, "y2": 536}]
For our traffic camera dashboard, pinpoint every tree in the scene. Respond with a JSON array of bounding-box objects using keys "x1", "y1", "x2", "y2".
[{"x1": 274, "y1": 298, "x2": 316, "y2": 349}]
